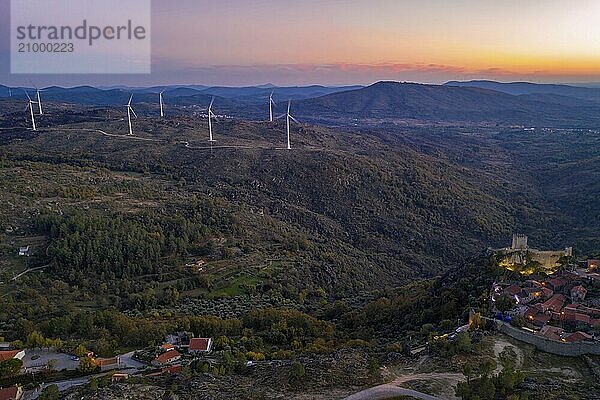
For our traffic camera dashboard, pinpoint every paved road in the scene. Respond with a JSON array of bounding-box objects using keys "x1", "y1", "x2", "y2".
[
  {"x1": 344, "y1": 372, "x2": 465, "y2": 400},
  {"x1": 119, "y1": 351, "x2": 146, "y2": 369},
  {"x1": 23, "y1": 349, "x2": 79, "y2": 372},
  {"x1": 343, "y1": 384, "x2": 441, "y2": 400},
  {"x1": 26, "y1": 375, "x2": 99, "y2": 400},
  {"x1": 25, "y1": 365, "x2": 146, "y2": 399},
  {"x1": 11, "y1": 265, "x2": 47, "y2": 281}
]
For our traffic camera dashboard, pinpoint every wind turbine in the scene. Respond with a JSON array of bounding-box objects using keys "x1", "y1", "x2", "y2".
[
  {"x1": 24, "y1": 92, "x2": 37, "y2": 131},
  {"x1": 125, "y1": 94, "x2": 138, "y2": 135},
  {"x1": 159, "y1": 91, "x2": 165, "y2": 117},
  {"x1": 277, "y1": 100, "x2": 297, "y2": 150},
  {"x1": 269, "y1": 91, "x2": 276, "y2": 122},
  {"x1": 35, "y1": 86, "x2": 43, "y2": 115},
  {"x1": 207, "y1": 97, "x2": 217, "y2": 142},
  {"x1": 8, "y1": 88, "x2": 12, "y2": 97}
]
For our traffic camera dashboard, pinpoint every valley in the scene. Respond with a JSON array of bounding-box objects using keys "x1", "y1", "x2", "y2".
[{"x1": 0, "y1": 81, "x2": 599, "y2": 399}]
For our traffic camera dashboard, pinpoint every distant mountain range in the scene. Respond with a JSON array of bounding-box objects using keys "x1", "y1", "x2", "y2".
[
  {"x1": 0, "y1": 84, "x2": 363, "y2": 106},
  {"x1": 445, "y1": 80, "x2": 600, "y2": 102},
  {"x1": 292, "y1": 81, "x2": 600, "y2": 126},
  {"x1": 3, "y1": 80, "x2": 600, "y2": 127}
]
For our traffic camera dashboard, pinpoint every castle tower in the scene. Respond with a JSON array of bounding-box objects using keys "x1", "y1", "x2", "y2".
[{"x1": 511, "y1": 234, "x2": 528, "y2": 250}]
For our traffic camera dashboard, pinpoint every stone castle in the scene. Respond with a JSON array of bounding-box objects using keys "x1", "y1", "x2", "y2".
[{"x1": 499, "y1": 234, "x2": 573, "y2": 270}]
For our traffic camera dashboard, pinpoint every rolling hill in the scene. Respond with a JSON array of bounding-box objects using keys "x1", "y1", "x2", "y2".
[
  {"x1": 445, "y1": 80, "x2": 600, "y2": 103},
  {"x1": 293, "y1": 81, "x2": 600, "y2": 126}
]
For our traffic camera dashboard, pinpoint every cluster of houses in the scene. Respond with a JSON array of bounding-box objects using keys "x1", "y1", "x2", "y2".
[
  {"x1": 138, "y1": 334, "x2": 213, "y2": 379},
  {"x1": 0, "y1": 334, "x2": 214, "y2": 397},
  {"x1": 493, "y1": 261, "x2": 600, "y2": 343}
]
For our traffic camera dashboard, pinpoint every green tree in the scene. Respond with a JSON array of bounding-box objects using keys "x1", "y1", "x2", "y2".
[
  {"x1": 495, "y1": 294, "x2": 516, "y2": 313},
  {"x1": 78, "y1": 357, "x2": 98, "y2": 373},
  {"x1": 367, "y1": 355, "x2": 379, "y2": 374},
  {"x1": 39, "y1": 384, "x2": 60, "y2": 400},
  {"x1": 26, "y1": 331, "x2": 46, "y2": 348},
  {"x1": 289, "y1": 362, "x2": 306, "y2": 383},
  {"x1": 74, "y1": 344, "x2": 88, "y2": 358},
  {"x1": 0, "y1": 359, "x2": 23, "y2": 378}
]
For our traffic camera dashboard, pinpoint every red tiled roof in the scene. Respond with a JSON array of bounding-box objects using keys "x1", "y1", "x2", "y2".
[
  {"x1": 0, "y1": 351, "x2": 21, "y2": 362},
  {"x1": 189, "y1": 338, "x2": 212, "y2": 352},
  {"x1": 539, "y1": 325, "x2": 564, "y2": 341},
  {"x1": 0, "y1": 386, "x2": 19, "y2": 400},
  {"x1": 564, "y1": 331, "x2": 593, "y2": 343},
  {"x1": 541, "y1": 288, "x2": 554, "y2": 298},
  {"x1": 162, "y1": 364, "x2": 182, "y2": 374},
  {"x1": 96, "y1": 357, "x2": 119, "y2": 366},
  {"x1": 548, "y1": 277, "x2": 567, "y2": 288},
  {"x1": 533, "y1": 314, "x2": 550, "y2": 326},
  {"x1": 155, "y1": 349, "x2": 180, "y2": 364},
  {"x1": 563, "y1": 311, "x2": 593, "y2": 325},
  {"x1": 542, "y1": 294, "x2": 565, "y2": 313},
  {"x1": 161, "y1": 343, "x2": 175, "y2": 350},
  {"x1": 505, "y1": 285, "x2": 522, "y2": 296}
]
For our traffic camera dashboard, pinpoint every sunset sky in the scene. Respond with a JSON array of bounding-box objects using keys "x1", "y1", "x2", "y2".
[{"x1": 2, "y1": 0, "x2": 600, "y2": 86}]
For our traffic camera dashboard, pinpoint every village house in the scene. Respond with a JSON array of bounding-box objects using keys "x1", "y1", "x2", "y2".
[
  {"x1": 17, "y1": 246, "x2": 29, "y2": 257},
  {"x1": 521, "y1": 287, "x2": 543, "y2": 304},
  {"x1": 146, "y1": 364, "x2": 182, "y2": 378},
  {"x1": 524, "y1": 305, "x2": 551, "y2": 328},
  {"x1": 571, "y1": 285, "x2": 588, "y2": 302},
  {"x1": 0, "y1": 350, "x2": 25, "y2": 362},
  {"x1": 111, "y1": 373, "x2": 129, "y2": 383},
  {"x1": 96, "y1": 357, "x2": 121, "y2": 372},
  {"x1": 547, "y1": 277, "x2": 568, "y2": 292},
  {"x1": 564, "y1": 331, "x2": 594, "y2": 343},
  {"x1": 184, "y1": 260, "x2": 206, "y2": 273},
  {"x1": 0, "y1": 386, "x2": 22, "y2": 400},
  {"x1": 160, "y1": 343, "x2": 175, "y2": 351},
  {"x1": 539, "y1": 325, "x2": 564, "y2": 341},
  {"x1": 562, "y1": 310, "x2": 596, "y2": 330},
  {"x1": 588, "y1": 260, "x2": 600, "y2": 271},
  {"x1": 189, "y1": 338, "x2": 213, "y2": 354},
  {"x1": 541, "y1": 294, "x2": 566, "y2": 314},
  {"x1": 153, "y1": 349, "x2": 181, "y2": 366}
]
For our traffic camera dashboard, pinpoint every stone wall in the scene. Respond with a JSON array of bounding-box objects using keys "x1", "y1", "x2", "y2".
[{"x1": 497, "y1": 322, "x2": 600, "y2": 357}]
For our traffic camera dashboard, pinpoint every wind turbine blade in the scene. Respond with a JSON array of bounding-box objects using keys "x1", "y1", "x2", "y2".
[
  {"x1": 24, "y1": 91, "x2": 32, "y2": 101},
  {"x1": 287, "y1": 100, "x2": 291, "y2": 113},
  {"x1": 128, "y1": 94, "x2": 133, "y2": 105},
  {"x1": 130, "y1": 107, "x2": 138, "y2": 119},
  {"x1": 209, "y1": 97, "x2": 215, "y2": 109},
  {"x1": 276, "y1": 114, "x2": 287, "y2": 119},
  {"x1": 289, "y1": 115, "x2": 299, "y2": 123}
]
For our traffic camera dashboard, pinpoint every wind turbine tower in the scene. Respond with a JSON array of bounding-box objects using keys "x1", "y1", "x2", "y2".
[
  {"x1": 208, "y1": 97, "x2": 217, "y2": 142},
  {"x1": 25, "y1": 92, "x2": 37, "y2": 131},
  {"x1": 283, "y1": 100, "x2": 298, "y2": 150},
  {"x1": 125, "y1": 94, "x2": 138, "y2": 135},
  {"x1": 159, "y1": 91, "x2": 165, "y2": 117},
  {"x1": 269, "y1": 91, "x2": 276, "y2": 122},
  {"x1": 35, "y1": 87, "x2": 43, "y2": 115}
]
